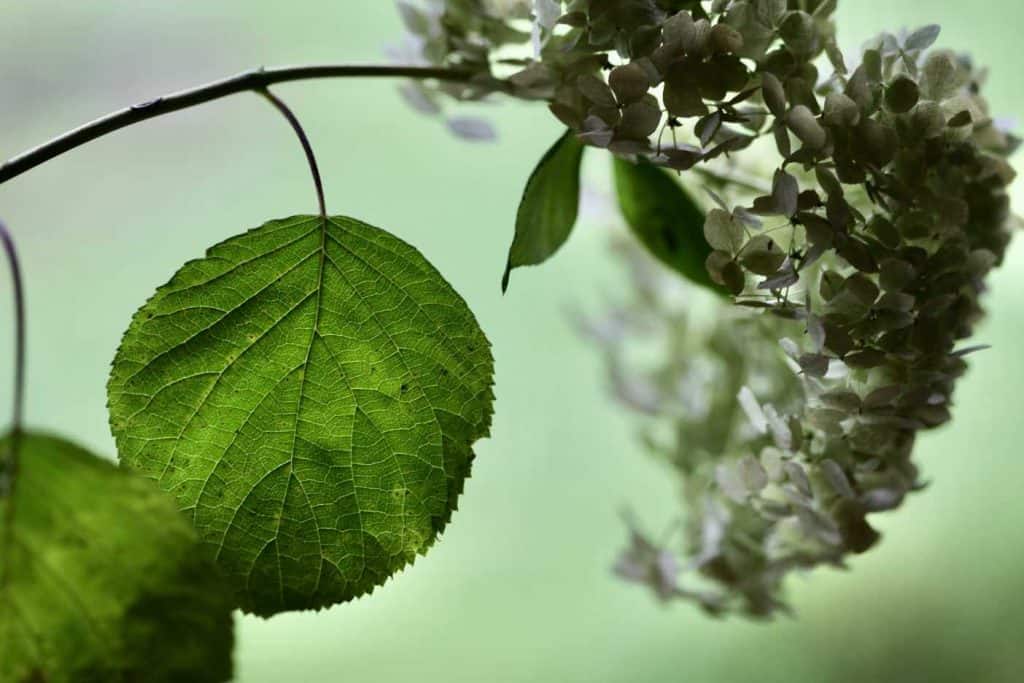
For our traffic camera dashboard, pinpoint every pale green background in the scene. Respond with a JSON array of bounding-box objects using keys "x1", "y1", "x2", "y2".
[{"x1": 1, "y1": 2, "x2": 1022, "y2": 681}]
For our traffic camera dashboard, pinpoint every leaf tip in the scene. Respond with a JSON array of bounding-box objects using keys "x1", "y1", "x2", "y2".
[{"x1": 501, "y1": 262, "x2": 512, "y2": 294}]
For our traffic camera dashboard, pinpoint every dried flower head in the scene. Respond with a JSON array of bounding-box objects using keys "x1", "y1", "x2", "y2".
[{"x1": 399, "y1": 0, "x2": 1019, "y2": 615}]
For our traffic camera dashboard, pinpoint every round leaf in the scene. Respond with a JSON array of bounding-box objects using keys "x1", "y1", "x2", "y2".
[
  {"x1": 704, "y1": 209, "x2": 745, "y2": 254},
  {"x1": 823, "y1": 92, "x2": 861, "y2": 127},
  {"x1": 608, "y1": 63, "x2": 650, "y2": 104},
  {"x1": 618, "y1": 96, "x2": 663, "y2": 140},
  {"x1": 740, "y1": 235, "x2": 786, "y2": 275},
  {"x1": 108, "y1": 215, "x2": 495, "y2": 616}
]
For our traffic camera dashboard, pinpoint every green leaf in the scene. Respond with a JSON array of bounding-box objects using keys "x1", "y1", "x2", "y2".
[
  {"x1": 502, "y1": 129, "x2": 586, "y2": 292},
  {"x1": 0, "y1": 431, "x2": 234, "y2": 683},
  {"x1": 612, "y1": 157, "x2": 723, "y2": 294},
  {"x1": 107, "y1": 215, "x2": 495, "y2": 616}
]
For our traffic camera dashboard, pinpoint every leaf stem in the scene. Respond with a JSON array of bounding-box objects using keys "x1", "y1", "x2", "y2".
[
  {"x1": 259, "y1": 89, "x2": 327, "y2": 219},
  {"x1": 0, "y1": 64, "x2": 476, "y2": 185},
  {"x1": 693, "y1": 166, "x2": 772, "y2": 196},
  {"x1": 0, "y1": 220, "x2": 25, "y2": 495}
]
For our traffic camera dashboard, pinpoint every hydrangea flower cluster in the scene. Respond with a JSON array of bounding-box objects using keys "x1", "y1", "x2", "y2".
[{"x1": 397, "y1": 0, "x2": 1019, "y2": 615}]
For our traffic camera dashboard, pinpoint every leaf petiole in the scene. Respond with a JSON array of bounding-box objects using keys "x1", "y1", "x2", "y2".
[
  {"x1": 0, "y1": 221, "x2": 25, "y2": 491},
  {"x1": 258, "y1": 88, "x2": 327, "y2": 219}
]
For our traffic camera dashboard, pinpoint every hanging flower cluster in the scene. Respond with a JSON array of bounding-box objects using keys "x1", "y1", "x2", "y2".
[{"x1": 397, "y1": 0, "x2": 1019, "y2": 615}]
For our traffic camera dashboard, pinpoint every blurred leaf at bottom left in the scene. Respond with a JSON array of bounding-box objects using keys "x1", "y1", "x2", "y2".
[{"x1": 0, "y1": 431, "x2": 234, "y2": 683}]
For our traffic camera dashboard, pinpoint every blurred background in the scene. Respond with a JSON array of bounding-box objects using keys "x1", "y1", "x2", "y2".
[{"x1": 1, "y1": 2, "x2": 1022, "y2": 681}]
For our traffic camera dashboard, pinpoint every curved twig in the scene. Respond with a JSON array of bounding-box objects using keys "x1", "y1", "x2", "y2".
[
  {"x1": 0, "y1": 64, "x2": 475, "y2": 185},
  {"x1": 0, "y1": 220, "x2": 25, "y2": 494}
]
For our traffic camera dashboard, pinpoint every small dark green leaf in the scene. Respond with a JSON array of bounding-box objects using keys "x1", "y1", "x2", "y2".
[
  {"x1": 612, "y1": 157, "x2": 723, "y2": 294},
  {"x1": 0, "y1": 432, "x2": 234, "y2": 683},
  {"x1": 502, "y1": 129, "x2": 586, "y2": 292}
]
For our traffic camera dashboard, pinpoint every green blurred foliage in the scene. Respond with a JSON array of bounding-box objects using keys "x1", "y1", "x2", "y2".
[
  {"x1": 1, "y1": 432, "x2": 234, "y2": 683},
  {"x1": 0, "y1": 1, "x2": 1021, "y2": 681}
]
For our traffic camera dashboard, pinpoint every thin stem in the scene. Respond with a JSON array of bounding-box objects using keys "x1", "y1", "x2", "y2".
[
  {"x1": 0, "y1": 220, "x2": 21, "y2": 589},
  {"x1": 693, "y1": 166, "x2": 771, "y2": 195},
  {"x1": 0, "y1": 220, "x2": 25, "y2": 497},
  {"x1": 0, "y1": 64, "x2": 476, "y2": 185},
  {"x1": 259, "y1": 89, "x2": 327, "y2": 219}
]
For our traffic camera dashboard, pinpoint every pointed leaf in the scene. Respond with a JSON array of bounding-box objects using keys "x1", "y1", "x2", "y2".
[
  {"x1": 108, "y1": 215, "x2": 496, "y2": 616},
  {"x1": 502, "y1": 129, "x2": 586, "y2": 291},
  {"x1": 904, "y1": 24, "x2": 941, "y2": 51},
  {"x1": 0, "y1": 432, "x2": 234, "y2": 683},
  {"x1": 612, "y1": 157, "x2": 723, "y2": 295}
]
